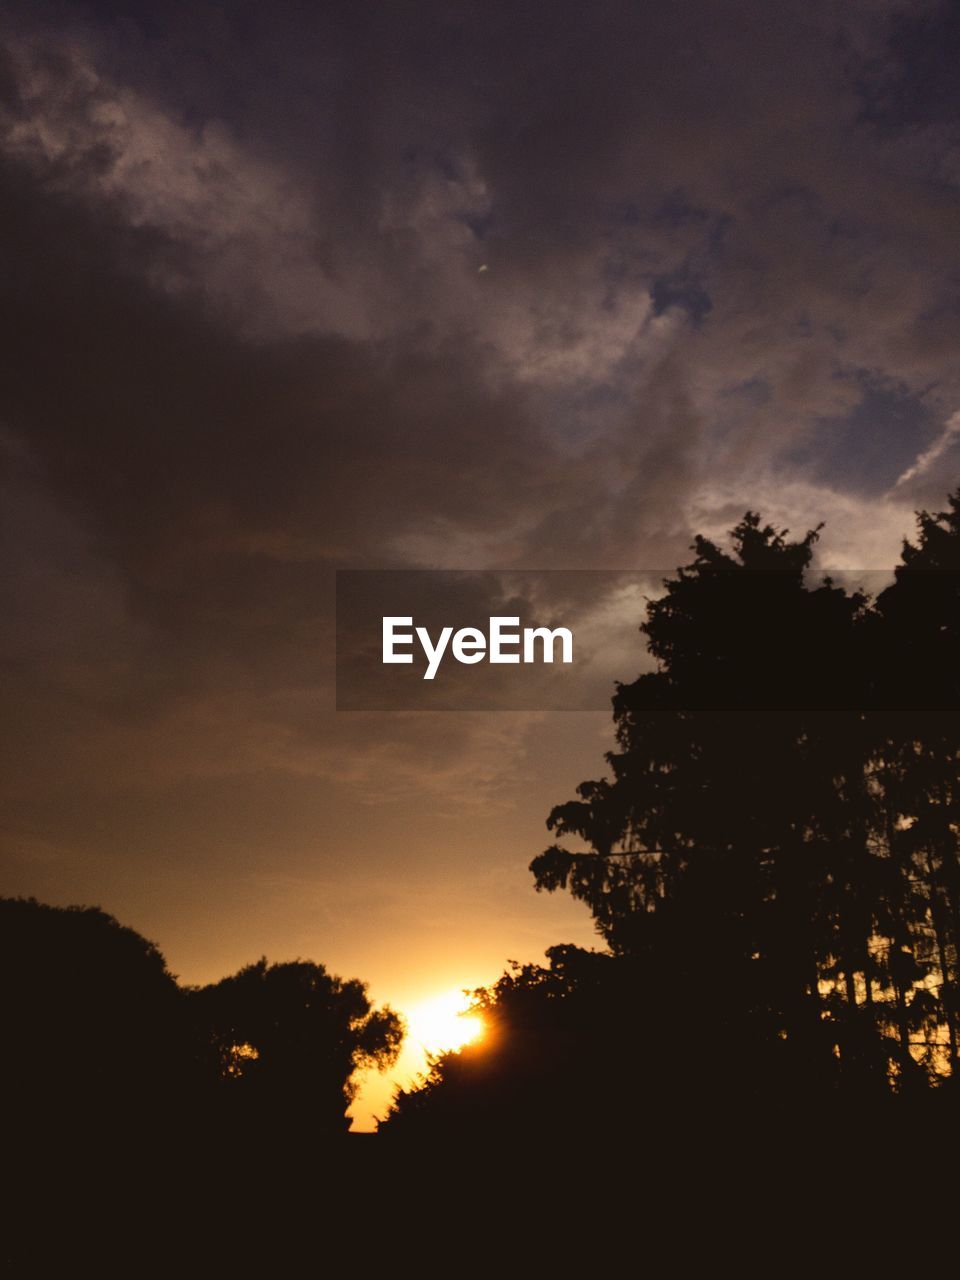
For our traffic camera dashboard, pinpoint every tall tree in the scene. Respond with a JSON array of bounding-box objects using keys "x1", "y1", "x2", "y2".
[
  {"x1": 874, "y1": 493, "x2": 960, "y2": 1082},
  {"x1": 386, "y1": 498, "x2": 960, "y2": 1151},
  {"x1": 533, "y1": 506, "x2": 960, "y2": 1094}
]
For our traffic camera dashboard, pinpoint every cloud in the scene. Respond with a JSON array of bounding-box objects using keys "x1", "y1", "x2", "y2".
[{"x1": 895, "y1": 410, "x2": 960, "y2": 487}]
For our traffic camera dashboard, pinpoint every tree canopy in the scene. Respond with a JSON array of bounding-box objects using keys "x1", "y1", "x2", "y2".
[
  {"x1": 530, "y1": 504, "x2": 960, "y2": 1091},
  {"x1": 389, "y1": 493, "x2": 960, "y2": 1137},
  {"x1": 0, "y1": 896, "x2": 189, "y2": 1118},
  {"x1": 1, "y1": 896, "x2": 402, "y2": 1142},
  {"x1": 190, "y1": 957, "x2": 403, "y2": 1134}
]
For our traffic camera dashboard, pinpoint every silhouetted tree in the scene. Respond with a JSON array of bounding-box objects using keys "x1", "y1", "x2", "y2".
[
  {"x1": 190, "y1": 958, "x2": 403, "y2": 1136},
  {"x1": 391, "y1": 494, "x2": 960, "y2": 1141},
  {"x1": 386, "y1": 945, "x2": 624, "y2": 1139},
  {"x1": 531, "y1": 501, "x2": 960, "y2": 1095},
  {"x1": 532, "y1": 513, "x2": 879, "y2": 1090},
  {"x1": 0, "y1": 896, "x2": 192, "y2": 1131},
  {"x1": 873, "y1": 494, "x2": 960, "y2": 1083},
  {"x1": 1, "y1": 895, "x2": 403, "y2": 1160},
  {"x1": 0, "y1": 899, "x2": 403, "y2": 1268}
]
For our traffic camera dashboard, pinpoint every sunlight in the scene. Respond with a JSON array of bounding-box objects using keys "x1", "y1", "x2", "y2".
[{"x1": 405, "y1": 988, "x2": 484, "y2": 1055}]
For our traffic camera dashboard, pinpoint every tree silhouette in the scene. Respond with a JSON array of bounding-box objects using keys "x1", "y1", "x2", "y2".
[
  {"x1": 1, "y1": 896, "x2": 403, "y2": 1155},
  {"x1": 190, "y1": 958, "x2": 403, "y2": 1135},
  {"x1": 385, "y1": 945, "x2": 617, "y2": 1139},
  {"x1": 872, "y1": 494, "x2": 960, "y2": 1082},
  {"x1": 0, "y1": 896, "x2": 192, "y2": 1130},
  {"x1": 531, "y1": 514, "x2": 868, "y2": 1088},
  {"x1": 532, "y1": 501, "x2": 960, "y2": 1095},
  {"x1": 390, "y1": 494, "x2": 960, "y2": 1139},
  {"x1": 1, "y1": 899, "x2": 403, "y2": 1267}
]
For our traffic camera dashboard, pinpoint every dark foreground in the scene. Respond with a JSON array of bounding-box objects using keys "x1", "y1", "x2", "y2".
[{"x1": 6, "y1": 1097, "x2": 958, "y2": 1273}]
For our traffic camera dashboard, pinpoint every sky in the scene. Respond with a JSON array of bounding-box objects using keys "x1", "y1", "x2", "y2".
[{"x1": 3, "y1": 0, "x2": 960, "y2": 1126}]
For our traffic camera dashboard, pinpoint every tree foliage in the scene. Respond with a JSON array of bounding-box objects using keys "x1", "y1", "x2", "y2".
[
  {"x1": 1, "y1": 897, "x2": 402, "y2": 1141},
  {"x1": 0, "y1": 896, "x2": 190, "y2": 1117},
  {"x1": 532, "y1": 500, "x2": 960, "y2": 1092},
  {"x1": 391, "y1": 492, "x2": 960, "y2": 1135},
  {"x1": 190, "y1": 958, "x2": 403, "y2": 1133}
]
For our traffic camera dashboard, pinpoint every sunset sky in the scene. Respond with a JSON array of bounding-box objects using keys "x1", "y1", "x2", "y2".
[{"x1": 3, "y1": 0, "x2": 960, "y2": 1126}]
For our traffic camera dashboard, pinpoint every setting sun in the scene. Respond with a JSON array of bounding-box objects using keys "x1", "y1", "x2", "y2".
[{"x1": 405, "y1": 989, "x2": 485, "y2": 1055}]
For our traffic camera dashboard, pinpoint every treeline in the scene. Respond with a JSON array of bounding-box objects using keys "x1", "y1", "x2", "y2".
[
  {"x1": 1, "y1": 898, "x2": 411, "y2": 1266},
  {"x1": 388, "y1": 493, "x2": 960, "y2": 1135},
  {"x1": 1, "y1": 896, "x2": 402, "y2": 1142}
]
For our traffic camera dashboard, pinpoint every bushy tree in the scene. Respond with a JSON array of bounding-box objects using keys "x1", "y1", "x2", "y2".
[
  {"x1": 0, "y1": 896, "x2": 190, "y2": 1125},
  {"x1": 191, "y1": 958, "x2": 403, "y2": 1134},
  {"x1": 0, "y1": 897, "x2": 403, "y2": 1146},
  {"x1": 385, "y1": 945, "x2": 623, "y2": 1139}
]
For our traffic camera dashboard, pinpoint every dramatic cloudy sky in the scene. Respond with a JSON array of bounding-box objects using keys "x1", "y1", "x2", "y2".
[{"x1": 3, "y1": 0, "x2": 960, "y2": 1122}]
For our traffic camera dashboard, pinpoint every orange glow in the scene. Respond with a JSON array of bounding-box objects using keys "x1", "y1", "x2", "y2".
[
  {"x1": 404, "y1": 988, "x2": 484, "y2": 1055},
  {"x1": 223, "y1": 1041, "x2": 259, "y2": 1078}
]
